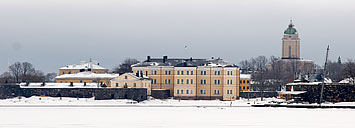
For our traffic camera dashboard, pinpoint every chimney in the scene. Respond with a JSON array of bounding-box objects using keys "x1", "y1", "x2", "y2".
[
  {"x1": 190, "y1": 57, "x2": 193, "y2": 61},
  {"x1": 163, "y1": 56, "x2": 168, "y2": 63},
  {"x1": 147, "y1": 56, "x2": 151, "y2": 62}
]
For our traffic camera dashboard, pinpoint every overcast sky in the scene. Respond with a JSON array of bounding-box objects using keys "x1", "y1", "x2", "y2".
[{"x1": 0, "y1": 0, "x2": 354, "y2": 73}]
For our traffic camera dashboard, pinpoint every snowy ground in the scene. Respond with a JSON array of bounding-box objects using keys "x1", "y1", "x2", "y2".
[
  {"x1": 0, "y1": 96, "x2": 276, "y2": 107},
  {"x1": 0, "y1": 97, "x2": 355, "y2": 128}
]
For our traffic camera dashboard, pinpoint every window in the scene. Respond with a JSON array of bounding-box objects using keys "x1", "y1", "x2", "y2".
[
  {"x1": 165, "y1": 70, "x2": 168, "y2": 75},
  {"x1": 191, "y1": 90, "x2": 193, "y2": 94},
  {"x1": 191, "y1": 79, "x2": 193, "y2": 84},
  {"x1": 186, "y1": 90, "x2": 189, "y2": 94},
  {"x1": 154, "y1": 70, "x2": 157, "y2": 75},
  {"x1": 125, "y1": 76, "x2": 128, "y2": 79},
  {"x1": 181, "y1": 90, "x2": 184, "y2": 94},
  {"x1": 240, "y1": 80, "x2": 242, "y2": 84},
  {"x1": 230, "y1": 90, "x2": 233, "y2": 94},
  {"x1": 200, "y1": 80, "x2": 203, "y2": 84},
  {"x1": 214, "y1": 80, "x2": 217, "y2": 84},
  {"x1": 247, "y1": 87, "x2": 249, "y2": 90},
  {"x1": 227, "y1": 80, "x2": 229, "y2": 84},
  {"x1": 200, "y1": 90, "x2": 206, "y2": 94},
  {"x1": 116, "y1": 83, "x2": 118, "y2": 87},
  {"x1": 243, "y1": 86, "x2": 245, "y2": 90},
  {"x1": 168, "y1": 79, "x2": 171, "y2": 84},
  {"x1": 191, "y1": 71, "x2": 194, "y2": 75},
  {"x1": 204, "y1": 80, "x2": 206, "y2": 85},
  {"x1": 230, "y1": 71, "x2": 233, "y2": 75},
  {"x1": 204, "y1": 71, "x2": 206, "y2": 75},
  {"x1": 200, "y1": 71, "x2": 203, "y2": 75},
  {"x1": 186, "y1": 79, "x2": 189, "y2": 84},
  {"x1": 230, "y1": 80, "x2": 233, "y2": 84},
  {"x1": 243, "y1": 80, "x2": 246, "y2": 84},
  {"x1": 177, "y1": 89, "x2": 179, "y2": 94},
  {"x1": 177, "y1": 79, "x2": 180, "y2": 84},
  {"x1": 214, "y1": 71, "x2": 217, "y2": 75},
  {"x1": 134, "y1": 83, "x2": 136, "y2": 87},
  {"x1": 80, "y1": 80, "x2": 82, "y2": 83},
  {"x1": 177, "y1": 71, "x2": 180, "y2": 75},
  {"x1": 247, "y1": 80, "x2": 250, "y2": 84},
  {"x1": 181, "y1": 71, "x2": 184, "y2": 75},
  {"x1": 68, "y1": 72, "x2": 71, "y2": 74},
  {"x1": 187, "y1": 71, "x2": 189, "y2": 75},
  {"x1": 181, "y1": 79, "x2": 184, "y2": 84},
  {"x1": 168, "y1": 71, "x2": 171, "y2": 75},
  {"x1": 154, "y1": 79, "x2": 157, "y2": 84},
  {"x1": 227, "y1": 90, "x2": 230, "y2": 94},
  {"x1": 218, "y1": 80, "x2": 220, "y2": 85}
]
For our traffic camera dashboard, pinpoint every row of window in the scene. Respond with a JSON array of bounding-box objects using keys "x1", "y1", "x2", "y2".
[
  {"x1": 240, "y1": 86, "x2": 250, "y2": 90},
  {"x1": 240, "y1": 80, "x2": 250, "y2": 84},
  {"x1": 176, "y1": 89, "x2": 193, "y2": 94},
  {"x1": 115, "y1": 83, "x2": 150, "y2": 88},
  {"x1": 177, "y1": 79, "x2": 194, "y2": 84},
  {"x1": 137, "y1": 70, "x2": 235, "y2": 76}
]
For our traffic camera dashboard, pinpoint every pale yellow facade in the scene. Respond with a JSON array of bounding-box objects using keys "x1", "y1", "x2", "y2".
[
  {"x1": 59, "y1": 69, "x2": 108, "y2": 75},
  {"x1": 56, "y1": 78, "x2": 112, "y2": 86},
  {"x1": 110, "y1": 73, "x2": 152, "y2": 95},
  {"x1": 240, "y1": 78, "x2": 251, "y2": 91},
  {"x1": 133, "y1": 66, "x2": 240, "y2": 101}
]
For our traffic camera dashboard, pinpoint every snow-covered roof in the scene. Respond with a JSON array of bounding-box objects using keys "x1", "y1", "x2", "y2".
[
  {"x1": 19, "y1": 82, "x2": 100, "y2": 88},
  {"x1": 60, "y1": 61, "x2": 107, "y2": 70},
  {"x1": 126, "y1": 73, "x2": 149, "y2": 79},
  {"x1": 278, "y1": 91, "x2": 307, "y2": 95},
  {"x1": 339, "y1": 78, "x2": 354, "y2": 84},
  {"x1": 55, "y1": 72, "x2": 119, "y2": 79},
  {"x1": 240, "y1": 74, "x2": 251, "y2": 79}
]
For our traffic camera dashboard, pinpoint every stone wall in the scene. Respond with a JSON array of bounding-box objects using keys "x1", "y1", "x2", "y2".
[
  {"x1": 289, "y1": 84, "x2": 355, "y2": 103},
  {"x1": 0, "y1": 84, "x2": 147, "y2": 101},
  {"x1": 151, "y1": 89, "x2": 171, "y2": 99},
  {"x1": 239, "y1": 91, "x2": 278, "y2": 98}
]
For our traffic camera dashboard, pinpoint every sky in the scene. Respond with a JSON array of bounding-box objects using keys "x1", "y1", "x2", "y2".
[{"x1": 0, "y1": 0, "x2": 354, "y2": 74}]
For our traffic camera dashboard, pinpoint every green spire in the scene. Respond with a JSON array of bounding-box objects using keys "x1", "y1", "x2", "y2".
[{"x1": 284, "y1": 20, "x2": 298, "y2": 34}]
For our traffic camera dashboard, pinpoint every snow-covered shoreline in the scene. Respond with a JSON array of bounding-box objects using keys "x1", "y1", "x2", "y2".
[{"x1": 1, "y1": 96, "x2": 355, "y2": 108}]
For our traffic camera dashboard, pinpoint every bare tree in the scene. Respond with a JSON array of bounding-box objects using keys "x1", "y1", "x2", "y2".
[
  {"x1": 112, "y1": 58, "x2": 139, "y2": 74},
  {"x1": 252, "y1": 56, "x2": 269, "y2": 101},
  {"x1": 342, "y1": 59, "x2": 355, "y2": 84},
  {"x1": 45, "y1": 73, "x2": 57, "y2": 82},
  {"x1": 327, "y1": 60, "x2": 343, "y2": 82},
  {"x1": 9, "y1": 62, "x2": 23, "y2": 83},
  {"x1": 21, "y1": 62, "x2": 35, "y2": 82}
]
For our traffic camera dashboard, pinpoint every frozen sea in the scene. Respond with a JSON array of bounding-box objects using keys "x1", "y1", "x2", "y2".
[
  {"x1": 0, "y1": 97, "x2": 354, "y2": 128},
  {"x1": 1, "y1": 107, "x2": 354, "y2": 128}
]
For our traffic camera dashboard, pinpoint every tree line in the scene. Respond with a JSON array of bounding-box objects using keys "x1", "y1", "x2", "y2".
[
  {"x1": 0, "y1": 62, "x2": 57, "y2": 83},
  {"x1": 240, "y1": 56, "x2": 355, "y2": 92}
]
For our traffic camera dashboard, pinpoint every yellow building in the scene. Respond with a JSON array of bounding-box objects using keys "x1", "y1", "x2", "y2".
[
  {"x1": 132, "y1": 56, "x2": 240, "y2": 101},
  {"x1": 56, "y1": 72, "x2": 119, "y2": 87},
  {"x1": 59, "y1": 61, "x2": 108, "y2": 75},
  {"x1": 240, "y1": 74, "x2": 251, "y2": 91},
  {"x1": 110, "y1": 73, "x2": 152, "y2": 95}
]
